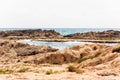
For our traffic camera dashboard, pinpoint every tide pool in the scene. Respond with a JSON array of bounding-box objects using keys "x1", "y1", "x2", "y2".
[{"x1": 17, "y1": 40, "x2": 117, "y2": 50}]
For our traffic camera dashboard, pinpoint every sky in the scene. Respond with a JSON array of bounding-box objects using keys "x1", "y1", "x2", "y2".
[{"x1": 0, "y1": 0, "x2": 120, "y2": 28}]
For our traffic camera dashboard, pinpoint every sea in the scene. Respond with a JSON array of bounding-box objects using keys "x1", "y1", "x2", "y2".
[{"x1": 0, "y1": 28, "x2": 120, "y2": 50}]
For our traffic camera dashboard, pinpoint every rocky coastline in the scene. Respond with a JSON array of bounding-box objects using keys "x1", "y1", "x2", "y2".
[
  {"x1": 0, "y1": 29, "x2": 120, "y2": 80},
  {"x1": 0, "y1": 29, "x2": 120, "y2": 43},
  {"x1": 64, "y1": 30, "x2": 120, "y2": 40}
]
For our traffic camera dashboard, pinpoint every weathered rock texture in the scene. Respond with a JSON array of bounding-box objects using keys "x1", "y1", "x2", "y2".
[
  {"x1": 0, "y1": 39, "x2": 120, "y2": 67},
  {"x1": 76, "y1": 44, "x2": 120, "y2": 72},
  {"x1": 0, "y1": 29, "x2": 62, "y2": 39},
  {"x1": 64, "y1": 30, "x2": 120, "y2": 39},
  {"x1": 0, "y1": 29, "x2": 120, "y2": 40},
  {"x1": 0, "y1": 39, "x2": 58, "y2": 63}
]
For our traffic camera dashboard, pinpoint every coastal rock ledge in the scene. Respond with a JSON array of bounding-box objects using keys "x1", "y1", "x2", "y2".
[
  {"x1": 0, "y1": 29, "x2": 120, "y2": 40},
  {"x1": 64, "y1": 30, "x2": 120, "y2": 39},
  {"x1": 0, "y1": 39, "x2": 120, "y2": 66},
  {"x1": 0, "y1": 29, "x2": 63, "y2": 39}
]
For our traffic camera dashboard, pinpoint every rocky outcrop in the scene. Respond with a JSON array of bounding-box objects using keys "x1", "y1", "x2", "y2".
[
  {"x1": 0, "y1": 29, "x2": 63, "y2": 39},
  {"x1": 76, "y1": 44, "x2": 120, "y2": 69},
  {"x1": 31, "y1": 43, "x2": 120, "y2": 66},
  {"x1": 0, "y1": 39, "x2": 120, "y2": 66},
  {"x1": 64, "y1": 30, "x2": 120, "y2": 39},
  {"x1": 35, "y1": 49, "x2": 80, "y2": 64},
  {"x1": 28, "y1": 44, "x2": 115, "y2": 64},
  {"x1": 0, "y1": 29, "x2": 120, "y2": 40},
  {"x1": 0, "y1": 39, "x2": 80, "y2": 64},
  {"x1": 0, "y1": 39, "x2": 58, "y2": 63}
]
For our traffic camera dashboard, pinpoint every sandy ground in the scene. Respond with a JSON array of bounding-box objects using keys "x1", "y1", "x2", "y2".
[
  {"x1": 0, "y1": 64, "x2": 120, "y2": 80},
  {"x1": 0, "y1": 71, "x2": 120, "y2": 80}
]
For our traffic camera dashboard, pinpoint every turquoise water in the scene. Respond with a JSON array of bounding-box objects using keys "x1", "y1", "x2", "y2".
[
  {"x1": 41, "y1": 28, "x2": 120, "y2": 35},
  {"x1": 0, "y1": 28, "x2": 120, "y2": 35}
]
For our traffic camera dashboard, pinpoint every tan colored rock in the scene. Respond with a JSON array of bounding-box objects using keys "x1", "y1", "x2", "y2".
[
  {"x1": 0, "y1": 39, "x2": 58, "y2": 63},
  {"x1": 64, "y1": 30, "x2": 120, "y2": 39},
  {"x1": 36, "y1": 49, "x2": 80, "y2": 64},
  {"x1": 0, "y1": 29, "x2": 63, "y2": 39}
]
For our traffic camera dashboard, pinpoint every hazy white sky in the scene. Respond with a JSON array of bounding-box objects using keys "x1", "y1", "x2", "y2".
[{"x1": 0, "y1": 0, "x2": 120, "y2": 28}]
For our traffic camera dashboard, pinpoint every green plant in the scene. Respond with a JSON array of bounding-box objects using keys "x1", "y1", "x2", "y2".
[
  {"x1": 45, "y1": 69, "x2": 53, "y2": 75},
  {"x1": 17, "y1": 68, "x2": 29, "y2": 73},
  {"x1": 23, "y1": 61, "x2": 29, "y2": 63},
  {"x1": 78, "y1": 56, "x2": 94, "y2": 63},
  {"x1": 0, "y1": 69, "x2": 13, "y2": 74},
  {"x1": 78, "y1": 58, "x2": 88, "y2": 63},
  {"x1": 67, "y1": 65, "x2": 84, "y2": 74},
  {"x1": 112, "y1": 47, "x2": 120, "y2": 53},
  {"x1": 67, "y1": 65, "x2": 77, "y2": 72}
]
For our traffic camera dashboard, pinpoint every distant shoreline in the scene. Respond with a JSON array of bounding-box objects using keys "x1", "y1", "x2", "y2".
[
  {"x1": 0, "y1": 28, "x2": 120, "y2": 35},
  {"x1": 0, "y1": 29, "x2": 120, "y2": 43}
]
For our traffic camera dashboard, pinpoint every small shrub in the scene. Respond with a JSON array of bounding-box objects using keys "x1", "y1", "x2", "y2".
[
  {"x1": 67, "y1": 65, "x2": 77, "y2": 72},
  {"x1": 17, "y1": 68, "x2": 29, "y2": 73},
  {"x1": 112, "y1": 47, "x2": 120, "y2": 53},
  {"x1": 45, "y1": 69, "x2": 53, "y2": 75},
  {"x1": 0, "y1": 69, "x2": 13, "y2": 74},
  {"x1": 67, "y1": 65, "x2": 84, "y2": 74},
  {"x1": 78, "y1": 58, "x2": 88, "y2": 63},
  {"x1": 23, "y1": 61, "x2": 29, "y2": 63},
  {"x1": 78, "y1": 56, "x2": 94, "y2": 63}
]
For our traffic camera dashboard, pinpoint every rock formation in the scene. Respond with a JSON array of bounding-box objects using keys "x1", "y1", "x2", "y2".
[
  {"x1": 0, "y1": 38, "x2": 120, "y2": 67},
  {"x1": 64, "y1": 30, "x2": 120, "y2": 39},
  {"x1": 0, "y1": 29, "x2": 120, "y2": 40},
  {"x1": 0, "y1": 39, "x2": 58, "y2": 63},
  {"x1": 0, "y1": 29, "x2": 63, "y2": 39},
  {"x1": 0, "y1": 29, "x2": 120, "y2": 80}
]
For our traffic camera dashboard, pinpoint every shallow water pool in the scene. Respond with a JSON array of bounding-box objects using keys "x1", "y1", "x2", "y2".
[{"x1": 17, "y1": 40, "x2": 117, "y2": 50}]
